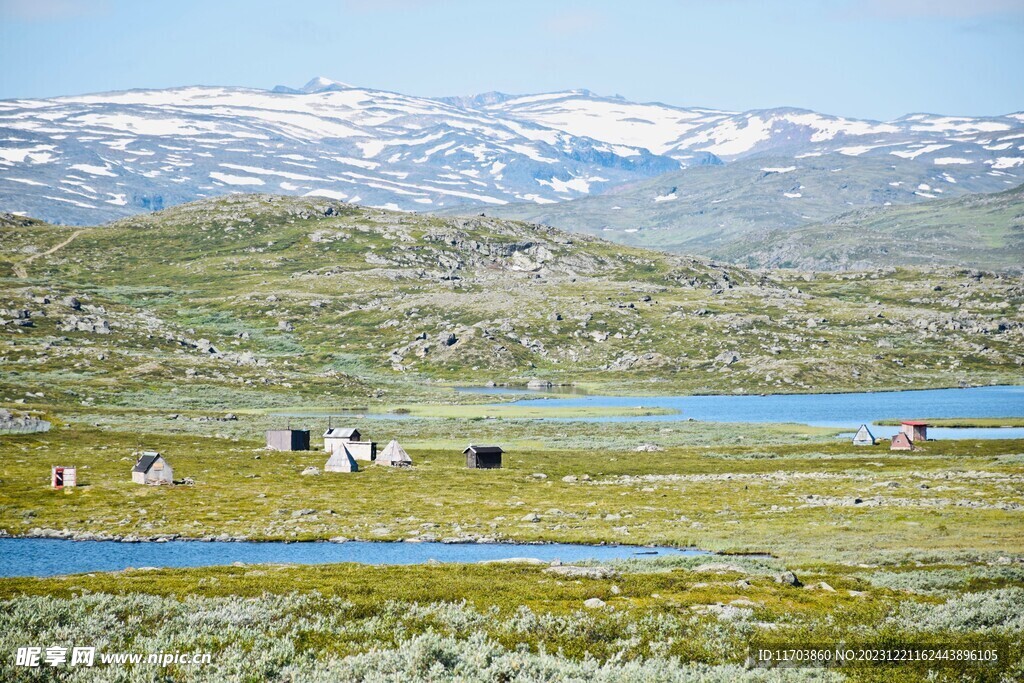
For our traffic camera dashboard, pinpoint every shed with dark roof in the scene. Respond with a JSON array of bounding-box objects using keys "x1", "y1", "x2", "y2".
[
  {"x1": 464, "y1": 445, "x2": 503, "y2": 469},
  {"x1": 132, "y1": 451, "x2": 173, "y2": 485}
]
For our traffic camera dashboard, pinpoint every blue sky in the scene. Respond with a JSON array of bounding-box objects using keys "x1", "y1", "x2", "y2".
[{"x1": 1, "y1": 0, "x2": 1021, "y2": 119}]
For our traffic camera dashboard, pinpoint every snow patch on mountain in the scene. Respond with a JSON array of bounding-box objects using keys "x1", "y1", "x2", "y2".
[{"x1": 3, "y1": 78, "x2": 1024, "y2": 225}]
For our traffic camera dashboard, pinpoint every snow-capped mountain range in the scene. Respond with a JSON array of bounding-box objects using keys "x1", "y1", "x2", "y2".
[{"x1": 1, "y1": 76, "x2": 1022, "y2": 225}]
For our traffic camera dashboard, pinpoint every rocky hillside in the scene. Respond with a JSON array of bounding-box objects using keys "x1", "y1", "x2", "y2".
[
  {"x1": 475, "y1": 154, "x2": 1024, "y2": 263},
  {"x1": 717, "y1": 183, "x2": 1024, "y2": 272},
  {"x1": 1, "y1": 195, "x2": 1022, "y2": 412}
]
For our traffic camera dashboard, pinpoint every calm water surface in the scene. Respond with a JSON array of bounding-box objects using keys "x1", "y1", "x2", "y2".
[
  {"x1": 499, "y1": 385, "x2": 1024, "y2": 437},
  {"x1": 285, "y1": 386, "x2": 1024, "y2": 438},
  {"x1": 0, "y1": 539, "x2": 706, "y2": 578}
]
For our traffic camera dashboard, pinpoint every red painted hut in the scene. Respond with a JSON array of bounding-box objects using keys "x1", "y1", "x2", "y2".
[
  {"x1": 900, "y1": 421, "x2": 929, "y2": 442},
  {"x1": 890, "y1": 432, "x2": 914, "y2": 451}
]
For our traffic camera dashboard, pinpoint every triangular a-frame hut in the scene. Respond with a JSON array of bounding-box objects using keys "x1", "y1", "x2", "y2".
[
  {"x1": 852, "y1": 424, "x2": 876, "y2": 446},
  {"x1": 377, "y1": 439, "x2": 412, "y2": 467},
  {"x1": 890, "y1": 432, "x2": 914, "y2": 451},
  {"x1": 324, "y1": 444, "x2": 359, "y2": 472}
]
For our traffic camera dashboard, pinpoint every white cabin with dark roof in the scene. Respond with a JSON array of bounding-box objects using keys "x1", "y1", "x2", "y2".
[
  {"x1": 132, "y1": 451, "x2": 173, "y2": 485},
  {"x1": 324, "y1": 427, "x2": 376, "y2": 461},
  {"x1": 323, "y1": 427, "x2": 359, "y2": 452}
]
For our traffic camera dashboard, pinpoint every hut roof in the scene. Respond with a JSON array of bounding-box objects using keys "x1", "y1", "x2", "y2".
[
  {"x1": 378, "y1": 439, "x2": 412, "y2": 465},
  {"x1": 464, "y1": 445, "x2": 503, "y2": 455},
  {"x1": 853, "y1": 424, "x2": 875, "y2": 444},
  {"x1": 324, "y1": 427, "x2": 359, "y2": 439},
  {"x1": 901, "y1": 420, "x2": 929, "y2": 426},
  {"x1": 890, "y1": 432, "x2": 914, "y2": 449},
  {"x1": 325, "y1": 444, "x2": 358, "y2": 472},
  {"x1": 132, "y1": 452, "x2": 163, "y2": 473}
]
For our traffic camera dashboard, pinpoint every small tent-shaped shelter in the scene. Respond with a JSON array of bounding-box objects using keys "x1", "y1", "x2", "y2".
[
  {"x1": 132, "y1": 452, "x2": 173, "y2": 484},
  {"x1": 324, "y1": 444, "x2": 359, "y2": 472},
  {"x1": 890, "y1": 432, "x2": 914, "y2": 451},
  {"x1": 465, "y1": 445, "x2": 503, "y2": 469},
  {"x1": 377, "y1": 440, "x2": 412, "y2": 467},
  {"x1": 852, "y1": 424, "x2": 876, "y2": 446}
]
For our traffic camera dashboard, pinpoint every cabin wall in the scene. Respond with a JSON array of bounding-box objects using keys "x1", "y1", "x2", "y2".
[
  {"x1": 266, "y1": 431, "x2": 291, "y2": 451},
  {"x1": 51, "y1": 466, "x2": 76, "y2": 488},
  {"x1": 148, "y1": 464, "x2": 173, "y2": 483},
  {"x1": 467, "y1": 452, "x2": 502, "y2": 469},
  {"x1": 291, "y1": 431, "x2": 311, "y2": 451},
  {"x1": 330, "y1": 440, "x2": 376, "y2": 461},
  {"x1": 136, "y1": 460, "x2": 174, "y2": 484},
  {"x1": 267, "y1": 430, "x2": 310, "y2": 451},
  {"x1": 901, "y1": 424, "x2": 928, "y2": 442}
]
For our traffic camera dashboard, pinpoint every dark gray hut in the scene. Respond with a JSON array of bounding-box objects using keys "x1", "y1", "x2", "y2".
[
  {"x1": 266, "y1": 429, "x2": 311, "y2": 451},
  {"x1": 464, "y1": 445, "x2": 503, "y2": 469}
]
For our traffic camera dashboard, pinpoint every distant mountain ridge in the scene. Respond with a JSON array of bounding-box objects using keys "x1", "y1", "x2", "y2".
[
  {"x1": 0, "y1": 77, "x2": 677, "y2": 225},
  {"x1": 475, "y1": 152, "x2": 1024, "y2": 249},
  {"x1": 713, "y1": 181, "x2": 1024, "y2": 272},
  {"x1": 1, "y1": 76, "x2": 1022, "y2": 229}
]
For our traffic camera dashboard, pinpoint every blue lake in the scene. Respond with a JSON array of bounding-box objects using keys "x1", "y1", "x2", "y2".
[
  {"x1": 498, "y1": 385, "x2": 1024, "y2": 437},
  {"x1": 0, "y1": 539, "x2": 706, "y2": 578},
  {"x1": 275, "y1": 386, "x2": 1024, "y2": 438}
]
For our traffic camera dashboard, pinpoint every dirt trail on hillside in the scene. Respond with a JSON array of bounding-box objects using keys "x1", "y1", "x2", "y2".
[{"x1": 14, "y1": 229, "x2": 89, "y2": 278}]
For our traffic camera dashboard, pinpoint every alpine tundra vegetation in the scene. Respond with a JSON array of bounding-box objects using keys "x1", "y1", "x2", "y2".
[{"x1": 1, "y1": 194, "x2": 1023, "y2": 681}]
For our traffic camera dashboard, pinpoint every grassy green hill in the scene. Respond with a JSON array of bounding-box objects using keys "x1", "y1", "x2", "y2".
[
  {"x1": 715, "y1": 182, "x2": 1024, "y2": 271},
  {"x1": 1, "y1": 194, "x2": 1022, "y2": 414}
]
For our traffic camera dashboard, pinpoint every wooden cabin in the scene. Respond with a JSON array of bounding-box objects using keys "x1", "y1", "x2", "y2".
[
  {"x1": 464, "y1": 445, "x2": 503, "y2": 469},
  {"x1": 132, "y1": 452, "x2": 173, "y2": 484},
  {"x1": 852, "y1": 424, "x2": 876, "y2": 446},
  {"x1": 324, "y1": 427, "x2": 376, "y2": 461},
  {"x1": 900, "y1": 420, "x2": 929, "y2": 442},
  {"x1": 266, "y1": 429, "x2": 310, "y2": 451},
  {"x1": 51, "y1": 465, "x2": 77, "y2": 489},
  {"x1": 323, "y1": 427, "x2": 360, "y2": 450},
  {"x1": 890, "y1": 432, "x2": 914, "y2": 451}
]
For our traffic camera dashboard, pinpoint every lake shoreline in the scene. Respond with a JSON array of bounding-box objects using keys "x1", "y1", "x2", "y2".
[
  {"x1": 0, "y1": 537, "x2": 713, "y2": 578},
  {"x1": 2, "y1": 528, "x2": 701, "y2": 548},
  {"x1": 445, "y1": 380, "x2": 1024, "y2": 401}
]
